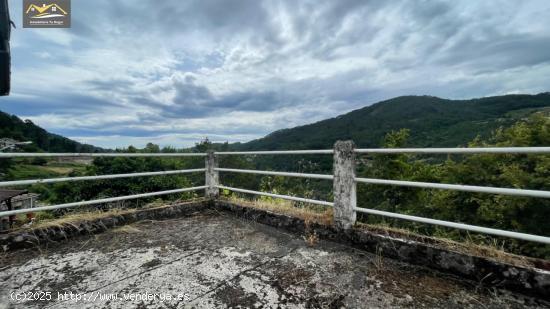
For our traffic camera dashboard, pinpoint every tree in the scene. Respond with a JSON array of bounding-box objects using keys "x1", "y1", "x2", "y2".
[
  {"x1": 144, "y1": 143, "x2": 160, "y2": 153},
  {"x1": 195, "y1": 137, "x2": 212, "y2": 152}
]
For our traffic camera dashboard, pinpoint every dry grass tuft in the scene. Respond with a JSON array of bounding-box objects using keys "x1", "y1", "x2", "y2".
[
  {"x1": 303, "y1": 231, "x2": 319, "y2": 247},
  {"x1": 222, "y1": 196, "x2": 333, "y2": 226},
  {"x1": 113, "y1": 225, "x2": 142, "y2": 234},
  {"x1": 28, "y1": 209, "x2": 130, "y2": 230},
  {"x1": 18, "y1": 199, "x2": 204, "y2": 231},
  {"x1": 441, "y1": 236, "x2": 531, "y2": 268},
  {"x1": 372, "y1": 245, "x2": 385, "y2": 273}
]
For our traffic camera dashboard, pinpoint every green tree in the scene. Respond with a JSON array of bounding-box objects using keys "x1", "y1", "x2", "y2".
[{"x1": 357, "y1": 129, "x2": 438, "y2": 227}]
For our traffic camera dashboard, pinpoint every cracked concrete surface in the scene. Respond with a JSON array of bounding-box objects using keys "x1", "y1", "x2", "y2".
[{"x1": 0, "y1": 211, "x2": 547, "y2": 308}]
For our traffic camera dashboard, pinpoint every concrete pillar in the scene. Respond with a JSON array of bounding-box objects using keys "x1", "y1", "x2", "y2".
[
  {"x1": 333, "y1": 140, "x2": 357, "y2": 229},
  {"x1": 205, "y1": 151, "x2": 219, "y2": 199}
]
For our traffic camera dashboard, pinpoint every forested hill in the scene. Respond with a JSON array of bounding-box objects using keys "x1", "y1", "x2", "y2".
[
  {"x1": 0, "y1": 110, "x2": 102, "y2": 152},
  {"x1": 236, "y1": 93, "x2": 550, "y2": 150}
]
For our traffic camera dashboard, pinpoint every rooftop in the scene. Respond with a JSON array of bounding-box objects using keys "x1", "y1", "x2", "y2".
[
  {"x1": 0, "y1": 189, "x2": 28, "y2": 203},
  {"x1": 0, "y1": 209, "x2": 544, "y2": 308}
]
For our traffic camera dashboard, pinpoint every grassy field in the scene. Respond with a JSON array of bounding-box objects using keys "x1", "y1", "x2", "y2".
[{"x1": 5, "y1": 161, "x2": 88, "y2": 180}]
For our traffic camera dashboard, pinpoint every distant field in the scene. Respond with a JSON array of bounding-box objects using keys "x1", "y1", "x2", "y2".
[
  {"x1": 6, "y1": 161, "x2": 88, "y2": 180},
  {"x1": 41, "y1": 166, "x2": 74, "y2": 174}
]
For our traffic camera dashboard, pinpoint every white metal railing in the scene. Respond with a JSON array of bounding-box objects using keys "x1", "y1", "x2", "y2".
[
  {"x1": 215, "y1": 167, "x2": 333, "y2": 180},
  {"x1": 214, "y1": 150, "x2": 333, "y2": 155},
  {"x1": 217, "y1": 168, "x2": 550, "y2": 199},
  {"x1": 352, "y1": 207, "x2": 550, "y2": 243},
  {"x1": 354, "y1": 178, "x2": 550, "y2": 199},
  {"x1": 1, "y1": 145, "x2": 550, "y2": 245},
  {"x1": 214, "y1": 147, "x2": 550, "y2": 155},
  {"x1": 0, "y1": 169, "x2": 206, "y2": 187},
  {"x1": 0, "y1": 152, "x2": 206, "y2": 158},
  {"x1": 355, "y1": 147, "x2": 550, "y2": 154},
  {"x1": 217, "y1": 185, "x2": 334, "y2": 207}
]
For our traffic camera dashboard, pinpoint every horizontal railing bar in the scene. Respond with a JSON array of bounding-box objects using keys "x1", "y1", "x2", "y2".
[
  {"x1": 214, "y1": 150, "x2": 333, "y2": 155},
  {"x1": 216, "y1": 185, "x2": 334, "y2": 207},
  {"x1": 0, "y1": 169, "x2": 206, "y2": 187},
  {"x1": 215, "y1": 168, "x2": 333, "y2": 180},
  {"x1": 354, "y1": 207, "x2": 550, "y2": 244},
  {"x1": 355, "y1": 177, "x2": 550, "y2": 199},
  {"x1": 355, "y1": 147, "x2": 550, "y2": 154},
  {"x1": 0, "y1": 186, "x2": 208, "y2": 217},
  {"x1": 0, "y1": 152, "x2": 207, "y2": 158}
]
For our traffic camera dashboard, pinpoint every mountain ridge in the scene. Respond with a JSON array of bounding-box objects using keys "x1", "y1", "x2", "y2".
[{"x1": 234, "y1": 93, "x2": 550, "y2": 150}]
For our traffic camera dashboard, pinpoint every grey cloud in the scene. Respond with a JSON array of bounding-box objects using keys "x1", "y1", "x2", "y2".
[
  {"x1": 166, "y1": 77, "x2": 293, "y2": 118},
  {"x1": 168, "y1": 77, "x2": 214, "y2": 117},
  {"x1": 0, "y1": 94, "x2": 124, "y2": 116},
  {"x1": 86, "y1": 79, "x2": 135, "y2": 92},
  {"x1": 435, "y1": 34, "x2": 550, "y2": 71},
  {"x1": 5, "y1": 0, "x2": 550, "y2": 148},
  {"x1": 80, "y1": 0, "x2": 274, "y2": 44}
]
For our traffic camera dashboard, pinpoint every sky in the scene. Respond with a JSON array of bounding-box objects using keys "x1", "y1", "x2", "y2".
[{"x1": 1, "y1": 0, "x2": 550, "y2": 149}]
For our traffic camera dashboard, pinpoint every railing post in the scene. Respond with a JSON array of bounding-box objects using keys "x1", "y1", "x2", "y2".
[
  {"x1": 333, "y1": 140, "x2": 357, "y2": 229},
  {"x1": 205, "y1": 151, "x2": 219, "y2": 199}
]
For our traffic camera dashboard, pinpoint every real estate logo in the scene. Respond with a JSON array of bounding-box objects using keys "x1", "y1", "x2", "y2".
[{"x1": 23, "y1": 0, "x2": 71, "y2": 28}]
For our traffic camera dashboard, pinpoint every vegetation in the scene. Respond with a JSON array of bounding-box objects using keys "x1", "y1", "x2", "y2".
[
  {"x1": 26, "y1": 153, "x2": 204, "y2": 209},
  {"x1": 4, "y1": 161, "x2": 87, "y2": 180}
]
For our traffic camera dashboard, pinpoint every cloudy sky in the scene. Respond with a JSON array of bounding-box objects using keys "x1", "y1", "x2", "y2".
[{"x1": 1, "y1": 0, "x2": 550, "y2": 148}]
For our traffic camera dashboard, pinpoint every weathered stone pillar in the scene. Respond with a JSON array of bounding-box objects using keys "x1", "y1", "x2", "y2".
[
  {"x1": 205, "y1": 151, "x2": 219, "y2": 199},
  {"x1": 333, "y1": 140, "x2": 357, "y2": 229}
]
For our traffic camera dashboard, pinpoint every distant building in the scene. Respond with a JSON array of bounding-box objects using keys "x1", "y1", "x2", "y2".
[
  {"x1": 0, "y1": 189, "x2": 40, "y2": 231},
  {"x1": 0, "y1": 138, "x2": 32, "y2": 151},
  {"x1": 11, "y1": 192, "x2": 40, "y2": 209},
  {"x1": 0, "y1": 138, "x2": 18, "y2": 149}
]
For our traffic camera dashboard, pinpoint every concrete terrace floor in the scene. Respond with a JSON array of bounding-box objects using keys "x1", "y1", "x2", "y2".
[{"x1": 0, "y1": 210, "x2": 547, "y2": 308}]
